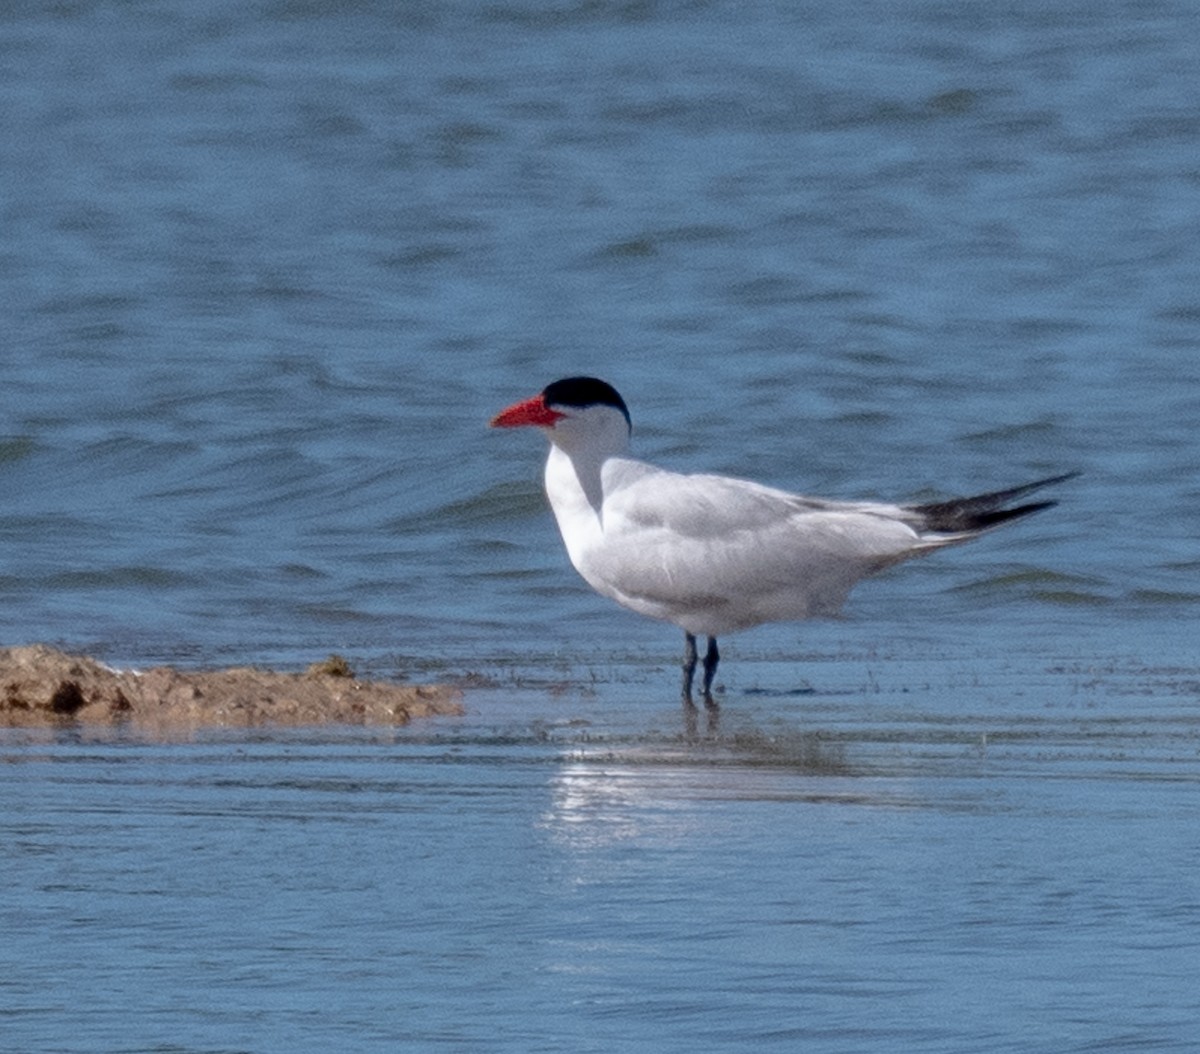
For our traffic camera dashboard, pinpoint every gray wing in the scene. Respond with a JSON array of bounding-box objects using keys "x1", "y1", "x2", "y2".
[{"x1": 587, "y1": 464, "x2": 935, "y2": 627}]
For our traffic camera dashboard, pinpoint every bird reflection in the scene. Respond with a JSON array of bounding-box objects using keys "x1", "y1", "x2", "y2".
[{"x1": 683, "y1": 694, "x2": 720, "y2": 740}]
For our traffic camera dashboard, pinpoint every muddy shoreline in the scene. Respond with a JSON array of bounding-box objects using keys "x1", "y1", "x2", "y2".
[{"x1": 0, "y1": 645, "x2": 463, "y2": 732}]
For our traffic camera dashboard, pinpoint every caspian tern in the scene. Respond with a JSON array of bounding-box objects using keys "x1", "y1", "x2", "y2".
[{"x1": 491, "y1": 376, "x2": 1075, "y2": 703}]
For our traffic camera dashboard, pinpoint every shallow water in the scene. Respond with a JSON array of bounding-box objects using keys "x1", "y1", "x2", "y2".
[
  {"x1": 5, "y1": 650, "x2": 1200, "y2": 1053},
  {"x1": 3, "y1": 0, "x2": 1200, "y2": 1050}
]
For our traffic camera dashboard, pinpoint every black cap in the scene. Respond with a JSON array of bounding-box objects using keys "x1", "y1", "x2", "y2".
[{"x1": 541, "y1": 377, "x2": 631, "y2": 427}]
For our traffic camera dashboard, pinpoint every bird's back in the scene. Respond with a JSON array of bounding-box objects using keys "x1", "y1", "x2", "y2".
[{"x1": 554, "y1": 456, "x2": 945, "y2": 636}]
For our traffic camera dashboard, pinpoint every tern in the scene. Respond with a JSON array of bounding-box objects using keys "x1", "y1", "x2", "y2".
[{"x1": 491, "y1": 376, "x2": 1075, "y2": 703}]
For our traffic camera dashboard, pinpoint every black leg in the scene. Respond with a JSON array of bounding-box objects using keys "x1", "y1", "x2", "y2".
[
  {"x1": 702, "y1": 636, "x2": 720, "y2": 702},
  {"x1": 682, "y1": 632, "x2": 698, "y2": 702}
]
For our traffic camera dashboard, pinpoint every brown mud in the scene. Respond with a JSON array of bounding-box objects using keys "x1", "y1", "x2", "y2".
[{"x1": 0, "y1": 644, "x2": 463, "y2": 732}]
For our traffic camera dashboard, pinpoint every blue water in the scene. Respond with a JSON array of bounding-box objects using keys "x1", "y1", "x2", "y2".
[{"x1": 3, "y1": 0, "x2": 1200, "y2": 1050}]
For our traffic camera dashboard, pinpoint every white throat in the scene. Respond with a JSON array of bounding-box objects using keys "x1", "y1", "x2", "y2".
[{"x1": 540, "y1": 405, "x2": 631, "y2": 568}]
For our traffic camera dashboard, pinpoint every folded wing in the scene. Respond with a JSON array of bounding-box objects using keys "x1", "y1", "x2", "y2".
[{"x1": 587, "y1": 463, "x2": 938, "y2": 631}]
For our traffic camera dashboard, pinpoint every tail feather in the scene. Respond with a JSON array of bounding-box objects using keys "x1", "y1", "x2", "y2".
[{"x1": 911, "y1": 471, "x2": 1079, "y2": 534}]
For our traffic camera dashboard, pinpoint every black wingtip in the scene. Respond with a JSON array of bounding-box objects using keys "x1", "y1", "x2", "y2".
[
  {"x1": 913, "y1": 472, "x2": 1079, "y2": 533},
  {"x1": 961, "y1": 498, "x2": 1058, "y2": 530}
]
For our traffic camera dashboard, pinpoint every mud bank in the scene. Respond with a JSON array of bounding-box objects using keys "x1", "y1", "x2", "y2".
[{"x1": 0, "y1": 645, "x2": 463, "y2": 731}]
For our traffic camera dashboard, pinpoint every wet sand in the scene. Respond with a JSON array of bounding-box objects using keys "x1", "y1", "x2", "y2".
[{"x1": 0, "y1": 645, "x2": 463, "y2": 733}]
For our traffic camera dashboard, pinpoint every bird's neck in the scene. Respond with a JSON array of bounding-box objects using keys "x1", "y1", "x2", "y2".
[
  {"x1": 545, "y1": 444, "x2": 607, "y2": 520},
  {"x1": 544, "y1": 444, "x2": 625, "y2": 584}
]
